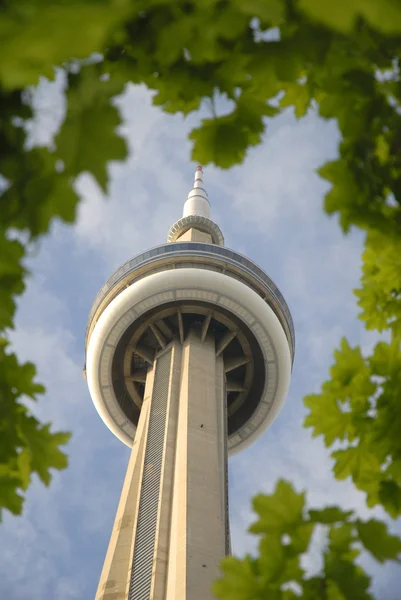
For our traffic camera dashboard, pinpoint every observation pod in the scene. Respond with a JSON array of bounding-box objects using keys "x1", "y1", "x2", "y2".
[{"x1": 85, "y1": 166, "x2": 294, "y2": 600}]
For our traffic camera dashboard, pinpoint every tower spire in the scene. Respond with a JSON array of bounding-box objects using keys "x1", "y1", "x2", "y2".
[
  {"x1": 183, "y1": 164, "x2": 210, "y2": 219},
  {"x1": 194, "y1": 164, "x2": 204, "y2": 188},
  {"x1": 167, "y1": 164, "x2": 225, "y2": 245}
]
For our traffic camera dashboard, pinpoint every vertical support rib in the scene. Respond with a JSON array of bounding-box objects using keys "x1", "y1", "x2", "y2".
[
  {"x1": 220, "y1": 370, "x2": 231, "y2": 556},
  {"x1": 177, "y1": 309, "x2": 184, "y2": 344},
  {"x1": 166, "y1": 330, "x2": 228, "y2": 600},
  {"x1": 200, "y1": 312, "x2": 212, "y2": 343}
]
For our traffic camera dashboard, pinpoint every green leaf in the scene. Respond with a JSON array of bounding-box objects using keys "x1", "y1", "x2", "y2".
[
  {"x1": 378, "y1": 481, "x2": 401, "y2": 518},
  {"x1": 324, "y1": 555, "x2": 372, "y2": 600},
  {"x1": 375, "y1": 134, "x2": 390, "y2": 165},
  {"x1": 190, "y1": 114, "x2": 257, "y2": 169},
  {"x1": 318, "y1": 159, "x2": 369, "y2": 234},
  {"x1": 1, "y1": 148, "x2": 80, "y2": 237},
  {"x1": 16, "y1": 449, "x2": 31, "y2": 490},
  {"x1": 286, "y1": 521, "x2": 314, "y2": 555},
  {"x1": 328, "y1": 522, "x2": 359, "y2": 561},
  {"x1": 19, "y1": 419, "x2": 70, "y2": 486},
  {"x1": 233, "y1": 0, "x2": 286, "y2": 26},
  {"x1": 332, "y1": 446, "x2": 381, "y2": 483},
  {"x1": 304, "y1": 394, "x2": 355, "y2": 446},
  {"x1": 309, "y1": 506, "x2": 353, "y2": 524},
  {"x1": 355, "y1": 231, "x2": 401, "y2": 333},
  {"x1": 0, "y1": 340, "x2": 70, "y2": 517},
  {"x1": 259, "y1": 534, "x2": 304, "y2": 584},
  {"x1": 56, "y1": 64, "x2": 127, "y2": 191},
  {"x1": 369, "y1": 339, "x2": 401, "y2": 378},
  {"x1": 0, "y1": 339, "x2": 44, "y2": 399},
  {"x1": 298, "y1": 0, "x2": 401, "y2": 34},
  {"x1": 190, "y1": 90, "x2": 279, "y2": 168},
  {"x1": 0, "y1": 0, "x2": 132, "y2": 89},
  {"x1": 0, "y1": 475, "x2": 24, "y2": 518},
  {"x1": 330, "y1": 338, "x2": 376, "y2": 401},
  {"x1": 280, "y1": 83, "x2": 311, "y2": 118},
  {"x1": 213, "y1": 556, "x2": 260, "y2": 600},
  {"x1": 250, "y1": 480, "x2": 305, "y2": 535},
  {"x1": 326, "y1": 580, "x2": 347, "y2": 600},
  {"x1": 356, "y1": 519, "x2": 401, "y2": 563},
  {"x1": 0, "y1": 234, "x2": 26, "y2": 330}
]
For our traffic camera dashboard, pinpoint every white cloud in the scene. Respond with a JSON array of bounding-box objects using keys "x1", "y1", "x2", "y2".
[{"x1": 25, "y1": 69, "x2": 67, "y2": 150}]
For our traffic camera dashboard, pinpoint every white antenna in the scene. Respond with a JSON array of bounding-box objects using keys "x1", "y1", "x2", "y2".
[{"x1": 183, "y1": 165, "x2": 211, "y2": 219}]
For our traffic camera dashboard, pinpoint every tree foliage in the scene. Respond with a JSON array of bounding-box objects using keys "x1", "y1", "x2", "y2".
[
  {"x1": 1, "y1": 4, "x2": 129, "y2": 516},
  {"x1": 213, "y1": 480, "x2": 401, "y2": 600},
  {"x1": 304, "y1": 229, "x2": 401, "y2": 518},
  {"x1": 0, "y1": 339, "x2": 70, "y2": 518}
]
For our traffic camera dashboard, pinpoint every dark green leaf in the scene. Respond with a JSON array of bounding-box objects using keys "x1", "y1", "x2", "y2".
[
  {"x1": 309, "y1": 506, "x2": 354, "y2": 524},
  {"x1": 356, "y1": 518, "x2": 401, "y2": 563},
  {"x1": 56, "y1": 64, "x2": 127, "y2": 191}
]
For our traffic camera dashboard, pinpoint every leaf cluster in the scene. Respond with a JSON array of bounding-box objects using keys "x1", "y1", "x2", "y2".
[
  {"x1": 0, "y1": 339, "x2": 70, "y2": 519},
  {"x1": 355, "y1": 231, "x2": 401, "y2": 336},
  {"x1": 213, "y1": 480, "x2": 401, "y2": 600},
  {"x1": 304, "y1": 223, "x2": 401, "y2": 518},
  {"x1": 93, "y1": 0, "x2": 401, "y2": 235},
  {"x1": 0, "y1": 4, "x2": 129, "y2": 517}
]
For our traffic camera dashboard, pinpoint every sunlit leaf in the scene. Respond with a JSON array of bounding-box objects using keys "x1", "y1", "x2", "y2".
[{"x1": 251, "y1": 480, "x2": 305, "y2": 534}]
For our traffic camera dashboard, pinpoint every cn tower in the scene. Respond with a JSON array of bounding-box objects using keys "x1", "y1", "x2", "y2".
[{"x1": 84, "y1": 166, "x2": 294, "y2": 600}]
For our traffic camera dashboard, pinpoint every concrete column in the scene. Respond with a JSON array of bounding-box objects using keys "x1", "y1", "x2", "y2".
[
  {"x1": 95, "y1": 331, "x2": 228, "y2": 600},
  {"x1": 166, "y1": 329, "x2": 227, "y2": 600}
]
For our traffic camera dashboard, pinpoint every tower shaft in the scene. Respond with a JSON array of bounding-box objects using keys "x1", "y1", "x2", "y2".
[{"x1": 96, "y1": 330, "x2": 229, "y2": 600}]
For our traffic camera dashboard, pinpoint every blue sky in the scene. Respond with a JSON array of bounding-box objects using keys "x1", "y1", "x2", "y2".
[{"x1": 2, "y1": 78, "x2": 401, "y2": 599}]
